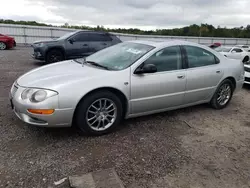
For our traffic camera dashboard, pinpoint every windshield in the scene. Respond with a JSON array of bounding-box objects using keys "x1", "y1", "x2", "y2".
[
  {"x1": 57, "y1": 31, "x2": 77, "y2": 40},
  {"x1": 79, "y1": 42, "x2": 154, "y2": 70},
  {"x1": 215, "y1": 47, "x2": 231, "y2": 52}
]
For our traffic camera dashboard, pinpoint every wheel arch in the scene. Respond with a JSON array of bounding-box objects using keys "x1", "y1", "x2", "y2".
[
  {"x1": 225, "y1": 76, "x2": 236, "y2": 91},
  {"x1": 243, "y1": 55, "x2": 249, "y2": 63},
  {"x1": 72, "y1": 87, "x2": 129, "y2": 125}
]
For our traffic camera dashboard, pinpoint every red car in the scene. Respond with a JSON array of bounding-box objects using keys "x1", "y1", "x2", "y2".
[{"x1": 0, "y1": 34, "x2": 16, "y2": 50}]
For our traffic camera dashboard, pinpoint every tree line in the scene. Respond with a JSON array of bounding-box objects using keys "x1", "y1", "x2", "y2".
[{"x1": 1, "y1": 19, "x2": 250, "y2": 38}]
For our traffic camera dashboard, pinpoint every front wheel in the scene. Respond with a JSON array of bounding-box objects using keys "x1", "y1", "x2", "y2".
[
  {"x1": 0, "y1": 42, "x2": 7, "y2": 50},
  {"x1": 210, "y1": 79, "x2": 234, "y2": 109},
  {"x1": 75, "y1": 91, "x2": 123, "y2": 136},
  {"x1": 45, "y1": 49, "x2": 64, "y2": 64}
]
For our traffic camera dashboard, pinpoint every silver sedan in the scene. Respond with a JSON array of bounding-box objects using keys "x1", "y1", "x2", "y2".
[{"x1": 10, "y1": 40, "x2": 244, "y2": 135}]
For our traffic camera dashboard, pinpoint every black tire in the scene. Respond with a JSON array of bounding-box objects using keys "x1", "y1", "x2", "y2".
[
  {"x1": 45, "y1": 49, "x2": 64, "y2": 64},
  {"x1": 75, "y1": 91, "x2": 123, "y2": 136},
  {"x1": 0, "y1": 42, "x2": 7, "y2": 50},
  {"x1": 210, "y1": 79, "x2": 234, "y2": 109}
]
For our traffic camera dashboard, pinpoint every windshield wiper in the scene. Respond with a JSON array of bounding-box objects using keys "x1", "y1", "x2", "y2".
[{"x1": 85, "y1": 61, "x2": 110, "y2": 70}]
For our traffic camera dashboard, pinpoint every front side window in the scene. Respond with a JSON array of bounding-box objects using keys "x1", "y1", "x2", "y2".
[
  {"x1": 83, "y1": 42, "x2": 154, "y2": 70},
  {"x1": 232, "y1": 48, "x2": 243, "y2": 53},
  {"x1": 73, "y1": 33, "x2": 89, "y2": 42},
  {"x1": 57, "y1": 31, "x2": 78, "y2": 40},
  {"x1": 143, "y1": 46, "x2": 182, "y2": 72},
  {"x1": 184, "y1": 45, "x2": 218, "y2": 68}
]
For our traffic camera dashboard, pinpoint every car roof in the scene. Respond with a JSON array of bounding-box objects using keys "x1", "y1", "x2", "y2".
[
  {"x1": 76, "y1": 30, "x2": 109, "y2": 34},
  {"x1": 127, "y1": 40, "x2": 212, "y2": 48}
]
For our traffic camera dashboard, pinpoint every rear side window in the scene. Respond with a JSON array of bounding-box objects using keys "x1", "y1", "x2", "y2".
[
  {"x1": 184, "y1": 45, "x2": 219, "y2": 68},
  {"x1": 88, "y1": 33, "x2": 112, "y2": 41}
]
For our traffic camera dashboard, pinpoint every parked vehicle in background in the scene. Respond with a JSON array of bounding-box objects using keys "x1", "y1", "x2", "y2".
[
  {"x1": 215, "y1": 46, "x2": 250, "y2": 63},
  {"x1": 32, "y1": 31, "x2": 122, "y2": 64},
  {"x1": 235, "y1": 45, "x2": 250, "y2": 49},
  {"x1": 10, "y1": 40, "x2": 244, "y2": 135},
  {"x1": 244, "y1": 63, "x2": 250, "y2": 84},
  {"x1": 209, "y1": 42, "x2": 221, "y2": 49},
  {"x1": 0, "y1": 34, "x2": 16, "y2": 50}
]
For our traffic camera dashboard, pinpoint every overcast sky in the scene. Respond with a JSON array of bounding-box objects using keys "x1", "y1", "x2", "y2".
[{"x1": 1, "y1": 0, "x2": 250, "y2": 30}]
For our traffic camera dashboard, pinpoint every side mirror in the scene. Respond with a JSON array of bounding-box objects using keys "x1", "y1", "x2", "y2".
[
  {"x1": 134, "y1": 64, "x2": 157, "y2": 74},
  {"x1": 68, "y1": 38, "x2": 75, "y2": 44},
  {"x1": 232, "y1": 50, "x2": 236, "y2": 53}
]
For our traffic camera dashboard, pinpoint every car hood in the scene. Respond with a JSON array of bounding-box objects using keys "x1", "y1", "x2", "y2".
[
  {"x1": 17, "y1": 60, "x2": 111, "y2": 90},
  {"x1": 0, "y1": 35, "x2": 14, "y2": 39},
  {"x1": 219, "y1": 52, "x2": 229, "y2": 55},
  {"x1": 33, "y1": 39, "x2": 57, "y2": 44}
]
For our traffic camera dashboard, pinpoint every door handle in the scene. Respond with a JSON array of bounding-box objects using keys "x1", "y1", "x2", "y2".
[
  {"x1": 83, "y1": 44, "x2": 88, "y2": 46},
  {"x1": 216, "y1": 70, "x2": 221, "y2": 74},
  {"x1": 177, "y1": 75, "x2": 185, "y2": 79},
  {"x1": 102, "y1": 43, "x2": 107, "y2": 45}
]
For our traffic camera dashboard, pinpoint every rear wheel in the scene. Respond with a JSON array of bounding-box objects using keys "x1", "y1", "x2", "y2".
[
  {"x1": 45, "y1": 49, "x2": 64, "y2": 64},
  {"x1": 75, "y1": 91, "x2": 123, "y2": 136},
  {"x1": 0, "y1": 42, "x2": 7, "y2": 50},
  {"x1": 210, "y1": 79, "x2": 234, "y2": 109}
]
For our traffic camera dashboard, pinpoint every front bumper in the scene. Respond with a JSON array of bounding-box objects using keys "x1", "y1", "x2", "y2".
[
  {"x1": 10, "y1": 83, "x2": 74, "y2": 127},
  {"x1": 244, "y1": 71, "x2": 250, "y2": 84},
  {"x1": 32, "y1": 46, "x2": 46, "y2": 60}
]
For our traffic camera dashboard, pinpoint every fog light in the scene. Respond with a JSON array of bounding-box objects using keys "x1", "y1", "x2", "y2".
[{"x1": 28, "y1": 109, "x2": 55, "y2": 115}]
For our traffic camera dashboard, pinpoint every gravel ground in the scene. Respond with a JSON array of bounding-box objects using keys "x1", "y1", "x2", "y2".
[{"x1": 1, "y1": 47, "x2": 250, "y2": 188}]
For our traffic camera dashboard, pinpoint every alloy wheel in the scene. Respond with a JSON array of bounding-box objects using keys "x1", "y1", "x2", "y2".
[
  {"x1": 217, "y1": 83, "x2": 231, "y2": 106},
  {"x1": 86, "y1": 98, "x2": 117, "y2": 131},
  {"x1": 0, "y1": 42, "x2": 6, "y2": 50}
]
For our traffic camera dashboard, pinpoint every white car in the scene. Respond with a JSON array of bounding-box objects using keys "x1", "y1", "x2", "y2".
[
  {"x1": 215, "y1": 46, "x2": 250, "y2": 63},
  {"x1": 235, "y1": 45, "x2": 250, "y2": 49}
]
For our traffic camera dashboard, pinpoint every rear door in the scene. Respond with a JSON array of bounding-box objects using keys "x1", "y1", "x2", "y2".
[
  {"x1": 183, "y1": 45, "x2": 223, "y2": 104},
  {"x1": 88, "y1": 33, "x2": 113, "y2": 55},
  {"x1": 65, "y1": 32, "x2": 90, "y2": 58}
]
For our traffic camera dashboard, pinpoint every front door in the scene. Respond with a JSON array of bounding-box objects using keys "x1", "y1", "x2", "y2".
[
  {"x1": 182, "y1": 45, "x2": 223, "y2": 104},
  {"x1": 66, "y1": 32, "x2": 90, "y2": 58},
  {"x1": 130, "y1": 46, "x2": 187, "y2": 115}
]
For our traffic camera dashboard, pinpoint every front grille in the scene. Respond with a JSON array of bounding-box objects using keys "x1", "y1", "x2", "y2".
[
  {"x1": 244, "y1": 66, "x2": 250, "y2": 72},
  {"x1": 245, "y1": 77, "x2": 250, "y2": 82}
]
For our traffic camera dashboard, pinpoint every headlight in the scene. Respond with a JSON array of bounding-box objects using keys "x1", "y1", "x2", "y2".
[
  {"x1": 30, "y1": 90, "x2": 47, "y2": 102},
  {"x1": 35, "y1": 43, "x2": 44, "y2": 47},
  {"x1": 21, "y1": 88, "x2": 34, "y2": 100},
  {"x1": 21, "y1": 88, "x2": 58, "y2": 103}
]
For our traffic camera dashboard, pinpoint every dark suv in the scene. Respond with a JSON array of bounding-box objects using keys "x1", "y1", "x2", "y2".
[{"x1": 32, "y1": 31, "x2": 122, "y2": 64}]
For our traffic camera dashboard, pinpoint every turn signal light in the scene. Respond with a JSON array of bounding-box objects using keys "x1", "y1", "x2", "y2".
[{"x1": 27, "y1": 109, "x2": 55, "y2": 115}]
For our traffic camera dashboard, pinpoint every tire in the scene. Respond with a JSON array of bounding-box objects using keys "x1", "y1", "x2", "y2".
[
  {"x1": 45, "y1": 49, "x2": 64, "y2": 64},
  {"x1": 210, "y1": 79, "x2": 234, "y2": 109},
  {"x1": 75, "y1": 91, "x2": 123, "y2": 136},
  {"x1": 243, "y1": 56, "x2": 249, "y2": 63},
  {"x1": 0, "y1": 42, "x2": 7, "y2": 50}
]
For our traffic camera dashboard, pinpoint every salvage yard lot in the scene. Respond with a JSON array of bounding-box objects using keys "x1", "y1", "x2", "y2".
[{"x1": 1, "y1": 47, "x2": 250, "y2": 188}]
